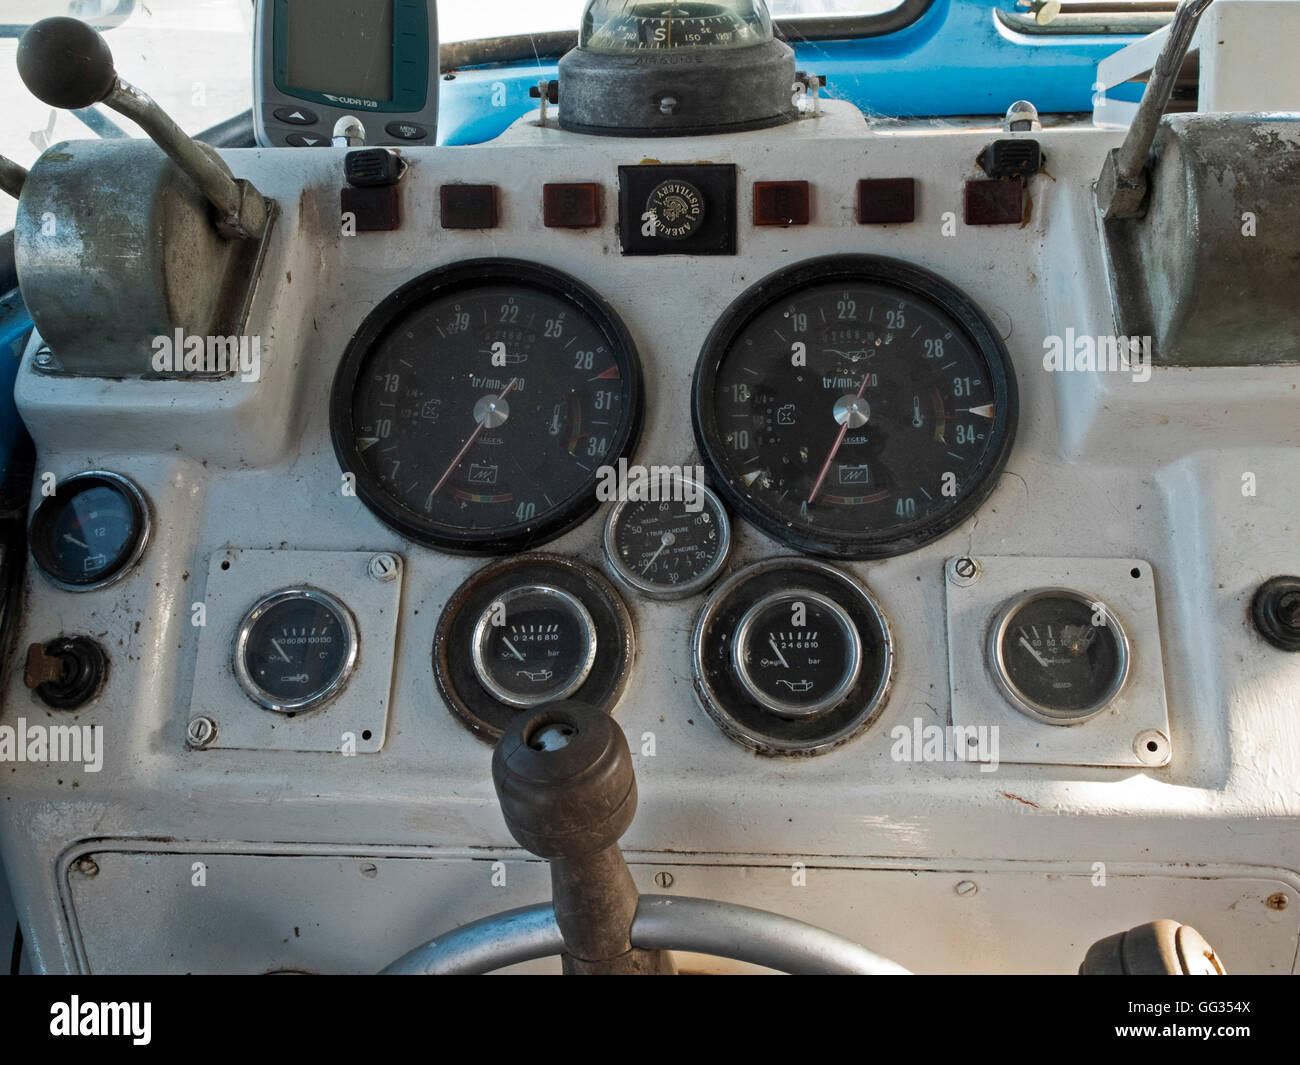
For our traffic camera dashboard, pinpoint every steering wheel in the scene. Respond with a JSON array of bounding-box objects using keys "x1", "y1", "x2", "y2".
[{"x1": 381, "y1": 702, "x2": 910, "y2": 975}]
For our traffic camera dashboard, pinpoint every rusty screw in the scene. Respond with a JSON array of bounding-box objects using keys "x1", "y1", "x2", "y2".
[
  {"x1": 72, "y1": 857, "x2": 99, "y2": 878},
  {"x1": 359, "y1": 862, "x2": 378, "y2": 879},
  {"x1": 1267, "y1": 892, "x2": 1289, "y2": 911},
  {"x1": 654, "y1": 870, "x2": 675, "y2": 889}
]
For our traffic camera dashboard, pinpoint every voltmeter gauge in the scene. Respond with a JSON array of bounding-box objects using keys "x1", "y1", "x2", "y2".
[
  {"x1": 471, "y1": 585, "x2": 597, "y2": 708},
  {"x1": 989, "y1": 589, "x2": 1130, "y2": 725},
  {"x1": 733, "y1": 590, "x2": 861, "y2": 716},
  {"x1": 693, "y1": 558, "x2": 893, "y2": 756},
  {"x1": 30, "y1": 470, "x2": 150, "y2": 591},
  {"x1": 234, "y1": 588, "x2": 359, "y2": 713},
  {"x1": 435, "y1": 555, "x2": 635, "y2": 742},
  {"x1": 603, "y1": 477, "x2": 730, "y2": 599}
]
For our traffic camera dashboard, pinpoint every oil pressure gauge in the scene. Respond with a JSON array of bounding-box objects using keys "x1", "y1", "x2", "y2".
[
  {"x1": 694, "y1": 558, "x2": 893, "y2": 756},
  {"x1": 435, "y1": 555, "x2": 635, "y2": 742},
  {"x1": 471, "y1": 585, "x2": 597, "y2": 708},
  {"x1": 603, "y1": 476, "x2": 730, "y2": 599},
  {"x1": 989, "y1": 589, "x2": 1130, "y2": 725},
  {"x1": 234, "y1": 588, "x2": 359, "y2": 713}
]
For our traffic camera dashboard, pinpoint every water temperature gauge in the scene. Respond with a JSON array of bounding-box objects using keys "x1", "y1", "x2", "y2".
[
  {"x1": 436, "y1": 555, "x2": 635, "y2": 742},
  {"x1": 603, "y1": 476, "x2": 731, "y2": 599},
  {"x1": 234, "y1": 588, "x2": 359, "y2": 713},
  {"x1": 989, "y1": 589, "x2": 1130, "y2": 724}
]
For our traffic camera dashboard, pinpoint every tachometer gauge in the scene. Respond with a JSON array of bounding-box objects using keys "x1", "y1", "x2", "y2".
[
  {"x1": 581, "y1": 0, "x2": 772, "y2": 52},
  {"x1": 331, "y1": 260, "x2": 642, "y2": 555},
  {"x1": 989, "y1": 589, "x2": 1130, "y2": 724},
  {"x1": 29, "y1": 470, "x2": 150, "y2": 591},
  {"x1": 471, "y1": 585, "x2": 597, "y2": 708},
  {"x1": 692, "y1": 256, "x2": 1017, "y2": 559},
  {"x1": 234, "y1": 588, "x2": 359, "y2": 713},
  {"x1": 603, "y1": 475, "x2": 730, "y2": 599}
]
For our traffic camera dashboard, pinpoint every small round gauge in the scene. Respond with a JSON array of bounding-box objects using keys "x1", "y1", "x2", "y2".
[
  {"x1": 603, "y1": 476, "x2": 730, "y2": 599},
  {"x1": 693, "y1": 255, "x2": 1017, "y2": 560},
  {"x1": 989, "y1": 589, "x2": 1130, "y2": 724},
  {"x1": 581, "y1": 0, "x2": 772, "y2": 52},
  {"x1": 331, "y1": 260, "x2": 642, "y2": 555},
  {"x1": 471, "y1": 585, "x2": 597, "y2": 708},
  {"x1": 694, "y1": 558, "x2": 893, "y2": 756},
  {"x1": 435, "y1": 555, "x2": 635, "y2": 742},
  {"x1": 234, "y1": 588, "x2": 359, "y2": 713},
  {"x1": 29, "y1": 470, "x2": 150, "y2": 591},
  {"x1": 733, "y1": 590, "x2": 861, "y2": 717}
]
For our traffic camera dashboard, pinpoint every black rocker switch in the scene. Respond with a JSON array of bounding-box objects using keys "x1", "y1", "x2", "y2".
[{"x1": 342, "y1": 148, "x2": 406, "y2": 232}]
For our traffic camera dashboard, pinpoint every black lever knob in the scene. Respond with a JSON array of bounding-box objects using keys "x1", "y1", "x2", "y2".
[
  {"x1": 492, "y1": 701, "x2": 636, "y2": 861},
  {"x1": 17, "y1": 17, "x2": 117, "y2": 110}
]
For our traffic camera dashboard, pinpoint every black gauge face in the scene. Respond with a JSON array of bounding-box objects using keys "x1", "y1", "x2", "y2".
[
  {"x1": 604, "y1": 478, "x2": 730, "y2": 599},
  {"x1": 236, "y1": 589, "x2": 358, "y2": 712},
  {"x1": 30, "y1": 472, "x2": 149, "y2": 590},
  {"x1": 331, "y1": 261, "x2": 642, "y2": 554},
  {"x1": 992, "y1": 591, "x2": 1129, "y2": 722},
  {"x1": 693, "y1": 256, "x2": 1017, "y2": 559},
  {"x1": 472, "y1": 585, "x2": 597, "y2": 708},
  {"x1": 693, "y1": 558, "x2": 893, "y2": 756},
  {"x1": 582, "y1": 0, "x2": 771, "y2": 51},
  {"x1": 733, "y1": 591, "x2": 860, "y2": 716},
  {"x1": 435, "y1": 555, "x2": 635, "y2": 742}
]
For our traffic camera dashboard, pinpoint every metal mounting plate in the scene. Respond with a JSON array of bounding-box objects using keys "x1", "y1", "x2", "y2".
[
  {"x1": 944, "y1": 555, "x2": 1171, "y2": 768},
  {"x1": 187, "y1": 549, "x2": 401, "y2": 753}
]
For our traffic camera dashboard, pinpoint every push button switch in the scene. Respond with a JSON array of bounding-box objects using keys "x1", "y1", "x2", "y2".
[
  {"x1": 543, "y1": 183, "x2": 602, "y2": 228},
  {"x1": 856, "y1": 178, "x2": 915, "y2": 224},
  {"x1": 440, "y1": 184, "x2": 499, "y2": 229},
  {"x1": 273, "y1": 105, "x2": 318, "y2": 125},
  {"x1": 964, "y1": 179, "x2": 1024, "y2": 225},
  {"x1": 753, "y1": 181, "x2": 810, "y2": 226}
]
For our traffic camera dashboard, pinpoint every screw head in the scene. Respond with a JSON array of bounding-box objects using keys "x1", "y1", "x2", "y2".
[
  {"x1": 72, "y1": 857, "x2": 99, "y2": 878},
  {"x1": 654, "y1": 870, "x2": 675, "y2": 889},
  {"x1": 186, "y1": 716, "x2": 217, "y2": 748},
  {"x1": 1267, "y1": 892, "x2": 1289, "y2": 911},
  {"x1": 359, "y1": 862, "x2": 379, "y2": 879},
  {"x1": 368, "y1": 553, "x2": 400, "y2": 583},
  {"x1": 33, "y1": 350, "x2": 54, "y2": 368},
  {"x1": 955, "y1": 880, "x2": 978, "y2": 897},
  {"x1": 948, "y1": 557, "x2": 981, "y2": 586}
]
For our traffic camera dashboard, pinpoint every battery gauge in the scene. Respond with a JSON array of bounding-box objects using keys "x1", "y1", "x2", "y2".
[
  {"x1": 989, "y1": 589, "x2": 1130, "y2": 724},
  {"x1": 29, "y1": 470, "x2": 150, "y2": 591},
  {"x1": 603, "y1": 476, "x2": 730, "y2": 599}
]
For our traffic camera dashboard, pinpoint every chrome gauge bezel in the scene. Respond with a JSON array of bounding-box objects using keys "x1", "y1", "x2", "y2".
[
  {"x1": 470, "y1": 583, "x2": 598, "y2": 708},
  {"x1": 602, "y1": 476, "x2": 731, "y2": 600},
  {"x1": 29, "y1": 470, "x2": 151, "y2": 592},
  {"x1": 732, "y1": 589, "x2": 862, "y2": 717},
  {"x1": 692, "y1": 557, "x2": 894, "y2": 756},
  {"x1": 987, "y1": 587, "x2": 1131, "y2": 726},
  {"x1": 234, "y1": 586, "x2": 360, "y2": 714}
]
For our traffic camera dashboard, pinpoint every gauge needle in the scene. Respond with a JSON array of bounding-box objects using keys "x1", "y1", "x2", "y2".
[
  {"x1": 503, "y1": 638, "x2": 526, "y2": 662},
  {"x1": 1018, "y1": 636, "x2": 1051, "y2": 669},
  {"x1": 807, "y1": 374, "x2": 870, "y2": 505},
  {"x1": 63, "y1": 533, "x2": 90, "y2": 549},
  {"x1": 768, "y1": 635, "x2": 790, "y2": 668},
  {"x1": 431, "y1": 377, "x2": 519, "y2": 497},
  {"x1": 639, "y1": 532, "x2": 675, "y2": 574},
  {"x1": 270, "y1": 639, "x2": 292, "y2": 663}
]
